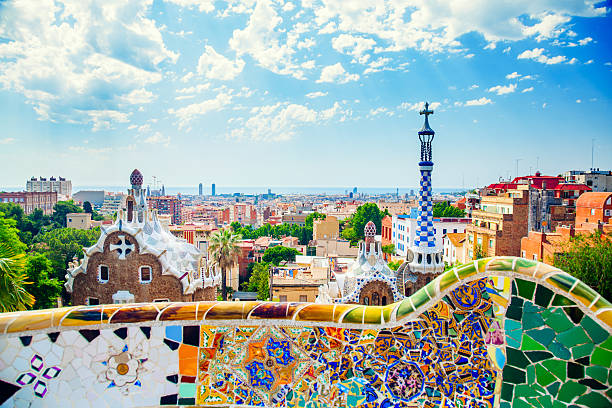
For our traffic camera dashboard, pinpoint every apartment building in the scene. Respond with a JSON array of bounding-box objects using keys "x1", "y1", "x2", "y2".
[
  {"x1": 0, "y1": 191, "x2": 57, "y2": 215},
  {"x1": 26, "y1": 176, "x2": 72, "y2": 198}
]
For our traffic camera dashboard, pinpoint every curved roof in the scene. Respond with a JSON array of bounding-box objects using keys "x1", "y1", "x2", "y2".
[{"x1": 576, "y1": 192, "x2": 612, "y2": 209}]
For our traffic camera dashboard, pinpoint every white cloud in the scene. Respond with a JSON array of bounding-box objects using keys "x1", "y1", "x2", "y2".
[
  {"x1": 503, "y1": 46, "x2": 512, "y2": 53},
  {"x1": 568, "y1": 58, "x2": 579, "y2": 65},
  {"x1": 522, "y1": 87, "x2": 534, "y2": 93},
  {"x1": 144, "y1": 132, "x2": 171, "y2": 146},
  {"x1": 332, "y1": 34, "x2": 376, "y2": 62},
  {"x1": 398, "y1": 101, "x2": 441, "y2": 112},
  {"x1": 517, "y1": 48, "x2": 567, "y2": 64},
  {"x1": 176, "y1": 84, "x2": 211, "y2": 94},
  {"x1": 165, "y1": 0, "x2": 215, "y2": 12},
  {"x1": 197, "y1": 45, "x2": 245, "y2": 80},
  {"x1": 469, "y1": 84, "x2": 479, "y2": 90},
  {"x1": 229, "y1": 101, "x2": 348, "y2": 142},
  {"x1": 578, "y1": 37, "x2": 593, "y2": 46},
  {"x1": 317, "y1": 63, "x2": 359, "y2": 84},
  {"x1": 576, "y1": 99, "x2": 581, "y2": 103},
  {"x1": 465, "y1": 53, "x2": 475, "y2": 59},
  {"x1": 484, "y1": 42, "x2": 496, "y2": 50},
  {"x1": 168, "y1": 92, "x2": 233, "y2": 128},
  {"x1": 306, "y1": 91, "x2": 328, "y2": 98},
  {"x1": 506, "y1": 72, "x2": 521, "y2": 79},
  {"x1": 0, "y1": 0, "x2": 178, "y2": 129},
  {"x1": 465, "y1": 97, "x2": 493, "y2": 106},
  {"x1": 488, "y1": 84, "x2": 517, "y2": 95},
  {"x1": 364, "y1": 57, "x2": 392, "y2": 74},
  {"x1": 0, "y1": 137, "x2": 16, "y2": 144},
  {"x1": 542, "y1": 103, "x2": 547, "y2": 108},
  {"x1": 585, "y1": 59, "x2": 594, "y2": 65}
]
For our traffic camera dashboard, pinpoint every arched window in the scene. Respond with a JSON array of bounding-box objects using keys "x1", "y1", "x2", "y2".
[
  {"x1": 372, "y1": 292, "x2": 380, "y2": 306},
  {"x1": 363, "y1": 296, "x2": 369, "y2": 305},
  {"x1": 139, "y1": 265, "x2": 152, "y2": 283},
  {"x1": 382, "y1": 296, "x2": 388, "y2": 306},
  {"x1": 98, "y1": 265, "x2": 109, "y2": 283},
  {"x1": 427, "y1": 254, "x2": 432, "y2": 264}
]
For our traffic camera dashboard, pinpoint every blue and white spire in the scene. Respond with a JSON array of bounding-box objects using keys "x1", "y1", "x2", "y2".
[{"x1": 409, "y1": 102, "x2": 444, "y2": 274}]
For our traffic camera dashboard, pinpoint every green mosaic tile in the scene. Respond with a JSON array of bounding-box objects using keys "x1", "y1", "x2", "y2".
[
  {"x1": 546, "y1": 381, "x2": 561, "y2": 396},
  {"x1": 556, "y1": 326, "x2": 590, "y2": 349},
  {"x1": 179, "y1": 382, "x2": 196, "y2": 398},
  {"x1": 527, "y1": 365, "x2": 536, "y2": 384},
  {"x1": 586, "y1": 365, "x2": 608, "y2": 384},
  {"x1": 552, "y1": 401, "x2": 567, "y2": 408},
  {"x1": 542, "y1": 359, "x2": 567, "y2": 382},
  {"x1": 504, "y1": 365, "x2": 527, "y2": 384},
  {"x1": 516, "y1": 278, "x2": 536, "y2": 300},
  {"x1": 536, "y1": 364, "x2": 557, "y2": 386},
  {"x1": 600, "y1": 336, "x2": 612, "y2": 351},
  {"x1": 571, "y1": 342, "x2": 594, "y2": 360},
  {"x1": 523, "y1": 306, "x2": 545, "y2": 330},
  {"x1": 592, "y1": 346, "x2": 612, "y2": 368},
  {"x1": 505, "y1": 319, "x2": 522, "y2": 332},
  {"x1": 564, "y1": 307, "x2": 584, "y2": 324},
  {"x1": 501, "y1": 382, "x2": 514, "y2": 401},
  {"x1": 536, "y1": 395, "x2": 553, "y2": 408},
  {"x1": 500, "y1": 402, "x2": 511, "y2": 408},
  {"x1": 521, "y1": 333, "x2": 546, "y2": 351},
  {"x1": 557, "y1": 381, "x2": 587, "y2": 403},
  {"x1": 527, "y1": 328, "x2": 556, "y2": 347},
  {"x1": 514, "y1": 384, "x2": 540, "y2": 398},
  {"x1": 534, "y1": 285, "x2": 554, "y2": 308},
  {"x1": 395, "y1": 298, "x2": 415, "y2": 320},
  {"x1": 574, "y1": 392, "x2": 612, "y2": 407},
  {"x1": 549, "y1": 341, "x2": 571, "y2": 360},
  {"x1": 551, "y1": 294, "x2": 575, "y2": 307},
  {"x1": 567, "y1": 362, "x2": 584, "y2": 379},
  {"x1": 507, "y1": 347, "x2": 531, "y2": 369},
  {"x1": 581, "y1": 315, "x2": 609, "y2": 344},
  {"x1": 512, "y1": 398, "x2": 533, "y2": 408},
  {"x1": 546, "y1": 274, "x2": 576, "y2": 293},
  {"x1": 410, "y1": 286, "x2": 431, "y2": 310},
  {"x1": 526, "y1": 351, "x2": 554, "y2": 363},
  {"x1": 544, "y1": 309, "x2": 574, "y2": 333}
]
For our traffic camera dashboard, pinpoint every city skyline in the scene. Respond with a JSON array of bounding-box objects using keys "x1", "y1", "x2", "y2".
[{"x1": 1, "y1": 1, "x2": 611, "y2": 188}]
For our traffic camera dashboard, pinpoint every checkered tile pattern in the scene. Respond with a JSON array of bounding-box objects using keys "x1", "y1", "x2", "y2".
[{"x1": 414, "y1": 169, "x2": 436, "y2": 248}]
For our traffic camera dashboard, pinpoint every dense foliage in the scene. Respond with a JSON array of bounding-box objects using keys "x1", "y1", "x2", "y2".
[
  {"x1": 230, "y1": 212, "x2": 324, "y2": 245},
  {"x1": 209, "y1": 229, "x2": 242, "y2": 300},
  {"x1": 244, "y1": 262, "x2": 270, "y2": 300},
  {"x1": 432, "y1": 201, "x2": 466, "y2": 218},
  {"x1": 262, "y1": 245, "x2": 300, "y2": 265},
  {"x1": 553, "y1": 232, "x2": 612, "y2": 302},
  {"x1": 341, "y1": 203, "x2": 389, "y2": 245}
]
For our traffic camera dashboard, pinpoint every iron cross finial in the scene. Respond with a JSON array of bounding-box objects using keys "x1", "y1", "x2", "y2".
[{"x1": 420, "y1": 102, "x2": 434, "y2": 118}]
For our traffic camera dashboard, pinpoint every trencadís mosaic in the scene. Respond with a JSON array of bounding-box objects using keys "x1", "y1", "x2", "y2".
[{"x1": 0, "y1": 257, "x2": 610, "y2": 407}]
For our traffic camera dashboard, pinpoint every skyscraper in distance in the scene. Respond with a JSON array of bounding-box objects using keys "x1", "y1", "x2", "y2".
[
  {"x1": 212, "y1": 183, "x2": 216, "y2": 196},
  {"x1": 198, "y1": 183, "x2": 203, "y2": 196}
]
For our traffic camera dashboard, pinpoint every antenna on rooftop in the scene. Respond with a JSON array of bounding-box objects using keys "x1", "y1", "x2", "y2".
[
  {"x1": 592, "y1": 138, "x2": 595, "y2": 170},
  {"x1": 515, "y1": 158, "x2": 522, "y2": 178}
]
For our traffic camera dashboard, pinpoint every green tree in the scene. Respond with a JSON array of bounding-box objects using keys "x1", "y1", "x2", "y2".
[
  {"x1": 25, "y1": 254, "x2": 62, "y2": 309},
  {"x1": 341, "y1": 203, "x2": 388, "y2": 245},
  {"x1": 433, "y1": 201, "x2": 466, "y2": 218},
  {"x1": 474, "y1": 244, "x2": 485, "y2": 260},
  {"x1": 382, "y1": 244, "x2": 395, "y2": 256},
  {"x1": 553, "y1": 232, "x2": 612, "y2": 301},
  {"x1": 262, "y1": 246, "x2": 300, "y2": 265},
  {"x1": 51, "y1": 200, "x2": 83, "y2": 228},
  {"x1": 245, "y1": 262, "x2": 270, "y2": 300},
  {"x1": 0, "y1": 212, "x2": 34, "y2": 312},
  {"x1": 305, "y1": 212, "x2": 325, "y2": 228},
  {"x1": 83, "y1": 201, "x2": 93, "y2": 213},
  {"x1": 209, "y1": 229, "x2": 242, "y2": 300},
  {"x1": 388, "y1": 260, "x2": 402, "y2": 271}
]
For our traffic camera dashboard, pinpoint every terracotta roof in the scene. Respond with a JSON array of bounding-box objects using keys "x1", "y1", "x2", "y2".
[
  {"x1": 576, "y1": 192, "x2": 612, "y2": 209},
  {"x1": 554, "y1": 184, "x2": 591, "y2": 191},
  {"x1": 445, "y1": 232, "x2": 465, "y2": 248}
]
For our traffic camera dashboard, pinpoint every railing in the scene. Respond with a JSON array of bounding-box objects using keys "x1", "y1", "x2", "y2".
[{"x1": 0, "y1": 256, "x2": 610, "y2": 407}]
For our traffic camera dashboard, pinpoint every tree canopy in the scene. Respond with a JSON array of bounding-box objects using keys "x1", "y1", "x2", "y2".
[
  {"x1": 341, "y1": 203, "x2": 389, "y2": 245},
  {"x1": 244, "y1": 262, "x2": 270, "y2": 300},
  {"x1": 51, "y1": 200, "x2": 83, "y2": 227},
  {"x1": 432, "y1": 201, "x2": 466, "y2": 218},
  {"x1": 209, "y1": 229, "x2": 242, "y2": 300},
  {"x1": 553, "y1": 232, "x2": 612, "y2": 302},
  {"x1": 231, "y1": 221, "x2": 313, "y2": 245},
  {"x1": 262, "y1": 245, "x2": 300, "y2": 265}
]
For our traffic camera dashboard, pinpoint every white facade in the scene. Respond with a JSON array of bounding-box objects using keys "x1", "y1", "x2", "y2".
[
  {"x1": 27, "y1": 177, "x2": 72, "y2": 197},
  {"x1": 442, "y1": 235, "x2": 464, "y2": 267},
  {"x1": 392, "y1": 215, "x2": 470, "y2": 257},
  {"x1": 99, "y1": 194, "x2": 126, "y2": 215}
]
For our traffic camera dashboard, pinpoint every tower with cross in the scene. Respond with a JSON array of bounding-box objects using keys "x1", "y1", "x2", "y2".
[{"x1": 408, "y1": 102, "x2": 444, "y2": 275}]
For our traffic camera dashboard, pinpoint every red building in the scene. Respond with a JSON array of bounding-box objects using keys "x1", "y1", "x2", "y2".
[
  {"x1": 0, "y1": 191, "x2": 57, "y2": 215},
  {"x1": 575, "y1": 192, "x2": 612, "y2": 225},
  {"x1": 148, "y1": 196, "x2": 182, "y2": 224},
  {"x1": 381, "y1": 215, "x2": 393, "y2": 260}
]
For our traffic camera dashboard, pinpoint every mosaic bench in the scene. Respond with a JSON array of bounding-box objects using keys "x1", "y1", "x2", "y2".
[{"x1": 0, "y1": 256, "x2": 610, "y2": 407}]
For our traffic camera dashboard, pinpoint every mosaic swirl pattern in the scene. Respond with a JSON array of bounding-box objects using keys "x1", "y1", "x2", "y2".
[{"x1": 0, "y1": 257, "x2": 610, "y2": 407}]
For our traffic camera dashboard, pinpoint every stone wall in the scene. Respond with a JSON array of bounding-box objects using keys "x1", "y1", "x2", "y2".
[{"x1": 0, "y1": 257, "x2": 610, "y2": 407}]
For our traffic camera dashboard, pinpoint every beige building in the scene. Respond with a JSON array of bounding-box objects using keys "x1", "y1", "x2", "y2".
[
  {"x1": 282, "y1": 213, "x2": 307, "y2": 226},
  {"x1": 464, "y1": 186, "x2": 529, "y2": 261},
  {"x1": 376, "y1": 200, "x2": 417, "y2": 216},
  {"x1": 66, "y1": 213, "x2": 93, "y2": 230},
  {"x1": 313, "y1": 215, "x2": 339, "y2": 240},
  {"x1": 314, "y1": 239, "x2": 358, "y2": 257}
]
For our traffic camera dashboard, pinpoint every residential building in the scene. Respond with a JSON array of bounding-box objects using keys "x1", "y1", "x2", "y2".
[
  {"x1": 66, "y1": 212, "x2": 93, "y2": 230},
  {"x1": 222, "y1": 203, "x2": 257, "y2": 225},
  {"x1": 73, "y1": 190, "x2": 105, "y2": 207},
  {"x1": 443, "y1": 233, "x2": 466, "y2": 266},
  {"x1": 65, "y1": 169, "x2": 219, "y2": 305},
  {"x1": 313, "y1": 239, "x2": 358, "y2": 257},
  {"x1": 271, "y1": 264, "x2": 328, "y2": 303},
  {"x1": 148, "y1": 195, "x2": 183, "y2": 224},
  {"x1": 281, "y1": 213, "x2": 307, "y2": 226},
  {"x1": 99, "y1": 193, "x2": 125, "y2": 216},
  {"x1": 376, "y1": 200, "x2": 417, "y2": 216},
  {"x1": 392, "y1": 215, "x2": 470, "y2": 257},
  {"x1": 381, "y1": 215, "x2": 393, "y2": 248},
  {"x1": 313, "y1": 215, "x2": 339, "y2": 240},
  {"x1": 575, "y1": 191, "x2": 612, "y2": 225},
  {"x1": 564, "y1": 169, "x2": 612, "y2": 192},
  {"x1": 26, "y1": 176, "x2": 72, "y2": 198},
  {"x1": 0, "y1": 191, "x2": 57, "y2": 215},
  {"x1": 464, "y1": 186, "x2": 529, "y2": 261},
  {"x1": 168, "y1": 223, "x2": 218, "y2": 253}
]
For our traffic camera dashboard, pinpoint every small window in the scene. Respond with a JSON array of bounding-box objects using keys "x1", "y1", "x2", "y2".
[
  {"x1": 279, "y1": 295, "x2": 287, "y2": 302},
  {"x1": 533, "y1": 254, "x2": 537, "y2": 261},
  {"x1": 299, "y1": 295, "x2": 308, "y2": 302},
  {"x1": 87, "y1": 297, "x2": 100, "y2": 305},
  {"x1": 521, "y1": 250, "x2": 526, "y2": 258},
  {"x1": 489, "y1": 239, "x2": 494, "y2": 248},
  {"x1": 154, "y1": 298, "x2": 170, "y2": 302},
  {"x1": 139, "y1": 266, "x2": 152, "y2": 283},
  {"x1": 99, "y1": 265, "x2": 109, "y2": 283}
]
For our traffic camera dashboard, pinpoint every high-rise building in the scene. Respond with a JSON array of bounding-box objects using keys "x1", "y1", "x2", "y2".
[
  {"x1": 148, "y1": 195, "x2": 182, "y2": 224},
  {"x1": 212, "y1": 183, "x2": 216, "y2": 196},
  {"x1": 199, "y1": 183, "x2": 203, "y2": 196},
  {"x1": 26, "y1": 176, "x2": 72, "y2": 198}
]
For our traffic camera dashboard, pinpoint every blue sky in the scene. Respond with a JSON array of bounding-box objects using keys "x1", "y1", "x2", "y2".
[{"x1": 0, "y1": 0, "x2": 611, "y2": 190}]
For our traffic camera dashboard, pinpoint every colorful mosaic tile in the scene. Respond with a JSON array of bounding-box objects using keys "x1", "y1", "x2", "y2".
[{"x1": 0, "y1": 257, "x2": 610, "y2": 407}]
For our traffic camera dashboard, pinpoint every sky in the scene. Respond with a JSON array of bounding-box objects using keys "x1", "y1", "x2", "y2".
[{"x1": 0, "y1": 0, "x2": 611, "y2": 191}]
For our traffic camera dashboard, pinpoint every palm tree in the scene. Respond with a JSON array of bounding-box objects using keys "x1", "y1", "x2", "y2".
[
  {"x1": 208, "y1": 229, "x2": 242, "y2": 300},
  {"x1": 0, "y1": 243, "x2": 35, "y2": 312}
]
